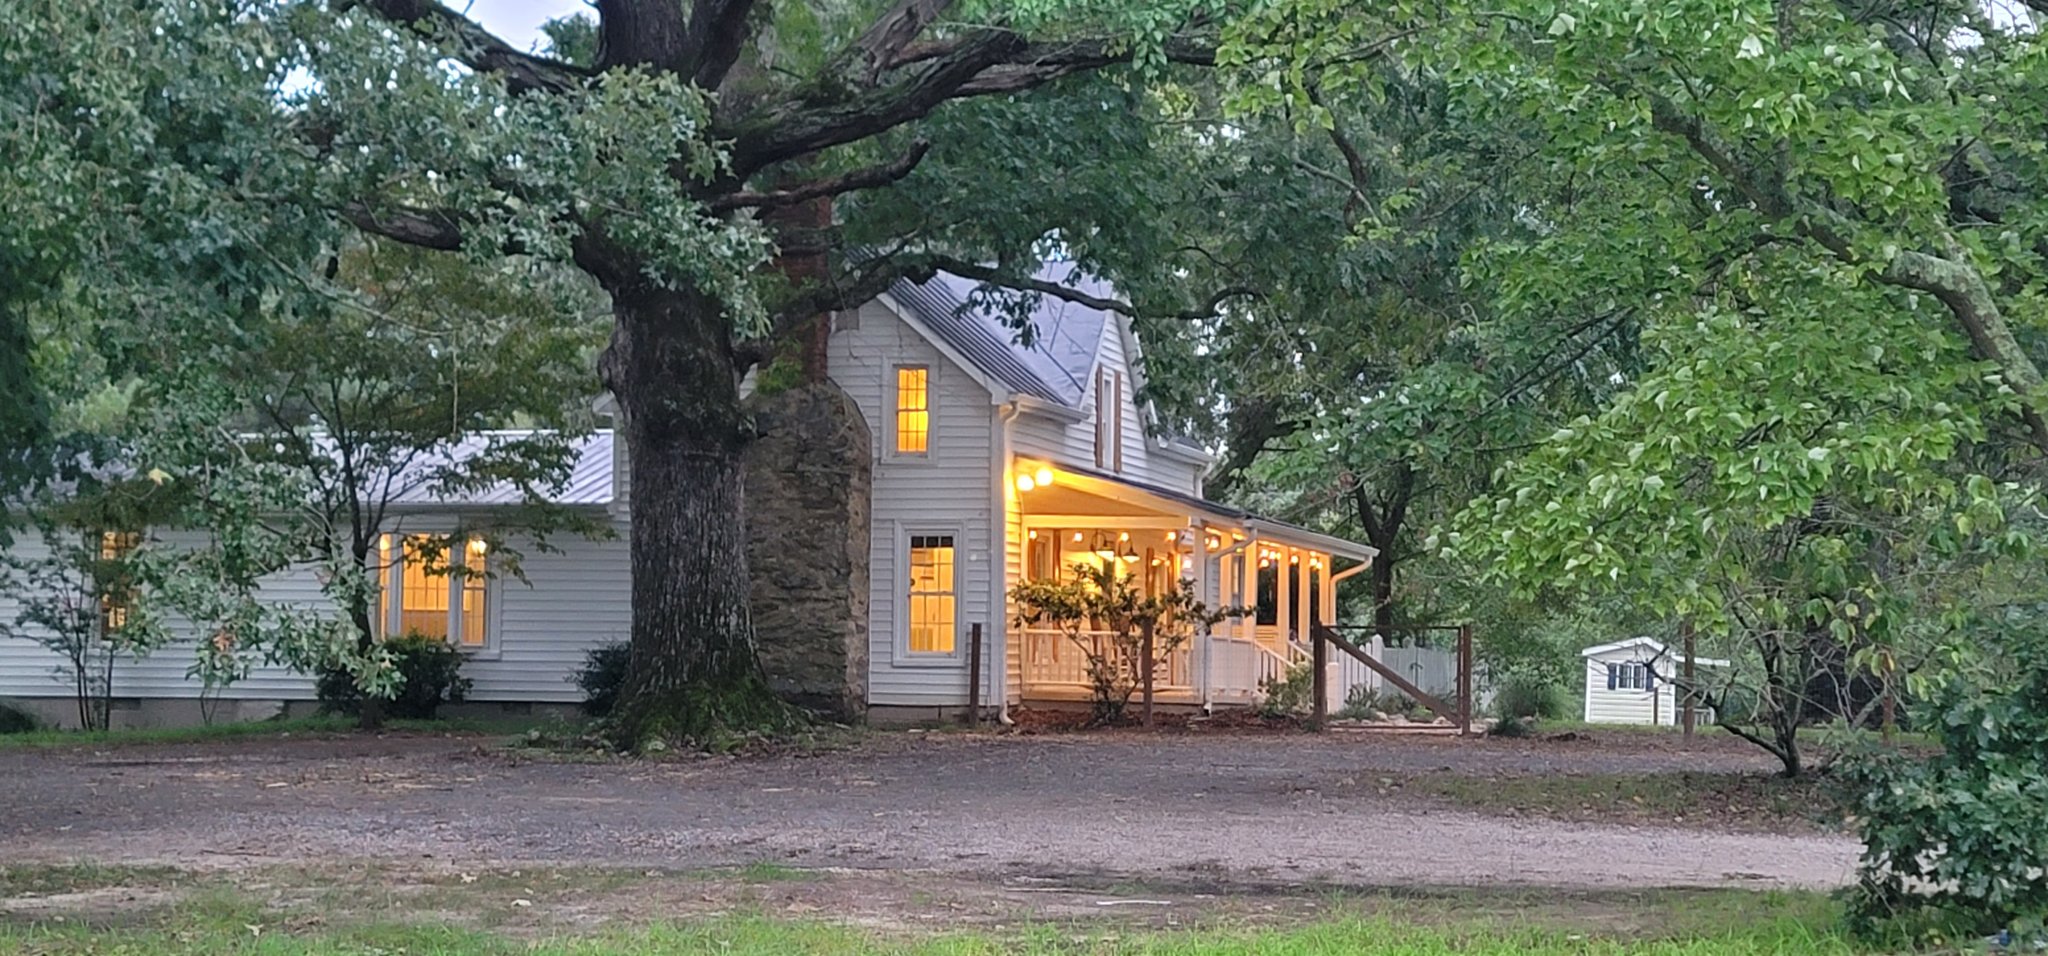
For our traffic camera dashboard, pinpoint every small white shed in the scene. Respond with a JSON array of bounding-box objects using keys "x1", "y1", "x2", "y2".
[{"x1": 1580, "y1": 637, "x2": 1728, "y2": 726}]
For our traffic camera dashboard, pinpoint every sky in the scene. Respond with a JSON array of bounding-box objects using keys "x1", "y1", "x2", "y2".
[{"x1": 467, "y1": 0, "x2": 591, "y2": 53}]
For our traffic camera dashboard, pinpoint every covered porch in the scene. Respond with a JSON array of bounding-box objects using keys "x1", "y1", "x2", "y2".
[{"x1": 1008, "y1": 461, "x2": 1378, "y2": 709}]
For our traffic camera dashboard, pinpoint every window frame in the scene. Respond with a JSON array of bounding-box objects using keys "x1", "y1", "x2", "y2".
[
  {"x1": 93, "y1": 530, "x2": 142, "y2": 636},
  {"x1": 897, "y1": 524, "x2": 964, "y2": 664},
  {"x1": 376, "y1": 530, "x2": 500, "y2": 657},
  {"x1": 891, "y1": 364, "x2": 933, "y2": 459}
]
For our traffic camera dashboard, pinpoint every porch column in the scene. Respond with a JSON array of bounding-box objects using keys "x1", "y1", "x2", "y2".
[
  {"x1": 1238, "y1": 544, "x2": 1257, "y2": 644},
  {"x1": 1295, "y1": 552, "x2": 1312, "y2": 649},
  {"x1": 1274, "y1": 548, "x2": 1290, "y2": 645},
  {"x1": 1191, "y1": 521, "x2": 1211, "y2": 707}
]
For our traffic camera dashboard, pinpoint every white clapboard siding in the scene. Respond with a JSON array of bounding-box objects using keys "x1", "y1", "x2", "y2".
[
  {"x1": 1582, "y1": 655, "x2": 1675, "y2": 726},
  {"x1": 1009, "y1": 316, "x2": 1204, "y2": 496},
  {"x1": 0, "y1": 521, "x2": 629, "y2": 705},
  {"x1": 0, "y1": 529, "x2": 322, "y2": 701},
  {"x1": 465, "y1": 519, "x2": 631, "y2": 702},
  {"x1": 832, "y1": 299, "x2": 996, "y2": 707}
]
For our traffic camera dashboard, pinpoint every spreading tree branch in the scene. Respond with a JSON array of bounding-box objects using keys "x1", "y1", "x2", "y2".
[
  {"x1": 728, "y1": 31, "x2": 1214, "y2": 179},
  {"x1": 918, "y1": 255, "x2": 1253, "y2": 321},
  {"x1": 710, "y1": 140, "x2": 933, "y2": 213},
  {"x1": 1644, "y1": 93, "x2": 2048, "y2": 457},
  {"x1": 344, "y1": 0, "x2": 592, "y2": 95}
]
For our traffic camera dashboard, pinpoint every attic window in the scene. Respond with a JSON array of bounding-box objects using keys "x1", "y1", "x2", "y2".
[
  {"x1": 895, "y1": 366, "x2": 930, "y2": 455},
  {"x1": 1094, "y1": 368, "x2": 1124, "y2": 471}
]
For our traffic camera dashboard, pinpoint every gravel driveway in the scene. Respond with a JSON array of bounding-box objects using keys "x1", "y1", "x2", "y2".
[{"x1": 0, "y1": 731, "x2": 1859, "y2": 890}]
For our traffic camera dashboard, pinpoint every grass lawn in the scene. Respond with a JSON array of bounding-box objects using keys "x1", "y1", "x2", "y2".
[
  {"x1": 0, "y1": 714, "x2": 567, "y2": 750},
  {"x1": 0, "y1": 915, "x2": 1874, "y2": 954},
  {"x1": 0, "y1": 863, "x2": 1904, "y2": 955}
]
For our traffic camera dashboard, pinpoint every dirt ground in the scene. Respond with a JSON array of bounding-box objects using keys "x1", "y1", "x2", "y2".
[{"x1": 0, "y1": 729, "x2": 1860, "y2": 892}]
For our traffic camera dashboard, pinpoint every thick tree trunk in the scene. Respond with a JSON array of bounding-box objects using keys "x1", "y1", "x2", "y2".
[{"x1": 595, "y1": 273, "x2": 797, "y2": 749}]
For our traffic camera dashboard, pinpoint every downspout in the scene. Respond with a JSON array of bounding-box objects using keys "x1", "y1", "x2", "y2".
[
  {"x1": 1329, "y1": 559, "x2": 1373, "y2": 691},
  {"x1": 993, "y1": 401, "x2": 1023, "y2": 726}
]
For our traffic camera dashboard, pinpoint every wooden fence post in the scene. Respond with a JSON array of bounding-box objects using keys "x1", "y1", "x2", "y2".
[
  {"x1": 1456, "y1": 624, "x2": 1474, "y2": 736},
  {"x1": 1140, "y1": 618, "x2": 1156, "y2": 728},
  {"x1": 1681, "y1": 620, "x2": 1697, "y2": 739},
  {"x1": 967, "y1": 622, "x2": 982, "y2": 728},
  {"x1": 1310, "y1": 613, "x2": 1328, "y2": 730}
]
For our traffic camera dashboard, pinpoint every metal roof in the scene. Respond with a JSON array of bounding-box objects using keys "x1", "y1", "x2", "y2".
[
  {"x1": 888, "y1": 262, "x2": 1111, "y2": 408},
  {"x1": 387, "y1": 430, "x2": 613, "y2": 508},
  {"x1": 1060, "y1": 465, "x2": 1378, "y2": 562}
]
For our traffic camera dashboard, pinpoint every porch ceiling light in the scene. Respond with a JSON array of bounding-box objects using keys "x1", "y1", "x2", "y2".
[
  {"x1": 1091, "y1": 531, "x2": 1118, "y2": 558},
  {"x1": 468, "y1": 538, "x2": 489, "y2": 556},
  {"x1": 1120, "y1": 544, "x2": 1140, "y2": 563},
  {"x1": 1015, "y1": 474, "x2": 1036, "y2": 492},
  {"x1": 1034, "y1": 466, "x2": 1053, "y2": 487}
]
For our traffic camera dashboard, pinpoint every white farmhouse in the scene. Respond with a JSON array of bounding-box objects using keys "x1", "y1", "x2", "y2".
[
  {"x1": 1579, "y1": 637, "x2": 1728, "y2": 727},
  {"x1": 0, "y1": 263, "x2": 1382, "y2": 727}
]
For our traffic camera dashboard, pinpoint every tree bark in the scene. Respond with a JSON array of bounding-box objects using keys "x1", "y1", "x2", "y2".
[{"x1": 591, "y1": 261, "x2": 797, "y2": 748}]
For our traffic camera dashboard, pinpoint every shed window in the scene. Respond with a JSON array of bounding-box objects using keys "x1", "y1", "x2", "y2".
[
  {"x1": 895, "y1": 366, "x2": 930, "y2": 455},
  {"x1": 906, "y1": 535, "x2": 956, "y2": 654},
  {"x1": 378, "y1": 534, "x2": 491, "y2": 648},
  {"x1": 1605, "y1": 662, "x2": 1653, "y2": 691}
]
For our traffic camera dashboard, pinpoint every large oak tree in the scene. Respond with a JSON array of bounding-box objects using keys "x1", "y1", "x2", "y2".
[{"x1": 303, "y1": 0, "x2": 1220, "y2": 745}]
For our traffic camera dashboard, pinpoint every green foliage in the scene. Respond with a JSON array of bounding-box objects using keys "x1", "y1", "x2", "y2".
[
  {"x1": 1494, "y1": 677, "x2": 1573, "y2": 723},
  {"x1": 574, "y1": 643, "x2": 632, "y2": 718},
  {"x1": 1845, "y1": 622, "x2": 2048, "y2": 936},
  {"x1": 315, "y1": 633, "x2": 472, "y2": 720},
  {"x1": 0, "y1": 701, "x2": 38, "y2": 735},
  {"x1": 1011, "y1": 562, "x2": 1235, "y2": 724},
  {"x1": 1256, "y1": 662, "x2": 1317, "y2": 718}
]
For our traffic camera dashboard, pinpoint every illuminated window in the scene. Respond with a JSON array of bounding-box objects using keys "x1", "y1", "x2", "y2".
[
  {"x1": 895, "y1": 366, "x2": 930, "y2": 455},
  {"x1": 906, "y1": 534, "x2": 955, "y2": 654},
  {"x1": 96, "y1": 531, "x2": 141, "y2": 634},
  {"x1": 378, "y1": 533, "x2": 490, "y2": 648}
]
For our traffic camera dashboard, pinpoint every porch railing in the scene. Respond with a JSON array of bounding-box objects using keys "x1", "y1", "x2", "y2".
[
  {"x1": 1019, "y1": 629, "x2": 1307, "y2": 703},
  {"x1": 1019, "y1": 629, "x2": 1193, "y2": 693}
]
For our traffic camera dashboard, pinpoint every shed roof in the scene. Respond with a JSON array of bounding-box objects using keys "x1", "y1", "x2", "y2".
[{"x1": 1580, "y1": 636, "x2": 1730, "y2": 667}]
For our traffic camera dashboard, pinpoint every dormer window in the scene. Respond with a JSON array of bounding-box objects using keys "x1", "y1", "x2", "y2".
[
  {"x1": 894, "y1": 366, "x2": 930, "y2": 455},
  {"x1": 1094, "y1": 368, "x2": 1124, "y2": 472}
]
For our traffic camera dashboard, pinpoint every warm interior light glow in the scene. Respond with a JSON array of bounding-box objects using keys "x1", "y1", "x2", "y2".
[
  {"x1": 1258, "y1": 558, "x2": 1270, "y2": 568},
  {"x1": 468, "y1": 538, "x2": 489, "y2": 556},
  {"x1": 1290, "y1": 554, "x2": 1300, "y2": 565},
  {"x1": 1072, "y1": 531, "x2": 1085, "y2": 543},
  {"x1": 1118, "y1": 531, "x2": 1130, "y2": 541},
  {"x1": 1027, "y1": 530, "x2": 1038, "y2": 540},
  {"x1": 1231, "y1": 531, "x2": 1246, "y2": 541},
  {"x1": 1015, "y1": 474, "x2": 1035, "y2": 492},
  {"x1": 1033, "y1": 467, "x2": 1053, "y2": 486}
]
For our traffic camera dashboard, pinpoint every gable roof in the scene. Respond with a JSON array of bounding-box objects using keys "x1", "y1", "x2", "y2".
[{"x1": 887, "y1": 262, "x2": 1111, "y2": 408}]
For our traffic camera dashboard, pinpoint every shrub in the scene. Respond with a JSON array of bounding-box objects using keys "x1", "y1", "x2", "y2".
[
  {"x1": 1845, "y1": 636, "x2": 2048, "y2": 936},
  {"x1": 316, "y1": 633, "x2": 471, "y2": 720},
  {"x1": 574, "y1": 642, "x2": 631, "y2": 717},
  {"x1": 1256, "y1": 662, "x2": 1315, "y2": 718},
  {"x1": 1494, "y1": 677, "x2": 1571, "y2": 722},
  {"x1": 1336, "y1": 685, "x2": 1407, "y2": 720},
  {"x1": 0, "y1": 700, "x2": 38, "y2": 734}
]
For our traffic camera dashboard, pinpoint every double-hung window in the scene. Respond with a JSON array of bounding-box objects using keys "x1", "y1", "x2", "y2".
[
  {"x1": 95, "y1": 531, "x2": 141, "y2": 634},
  {"x1": 377, "y1": 533, "x2": 491, "y2": 649},
  {"x1": 894, "y1": 366, "x2": 931, "y2": 456},
  {"x1": 905, "y1": 534, "x2": 956, "y2": 655}
]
